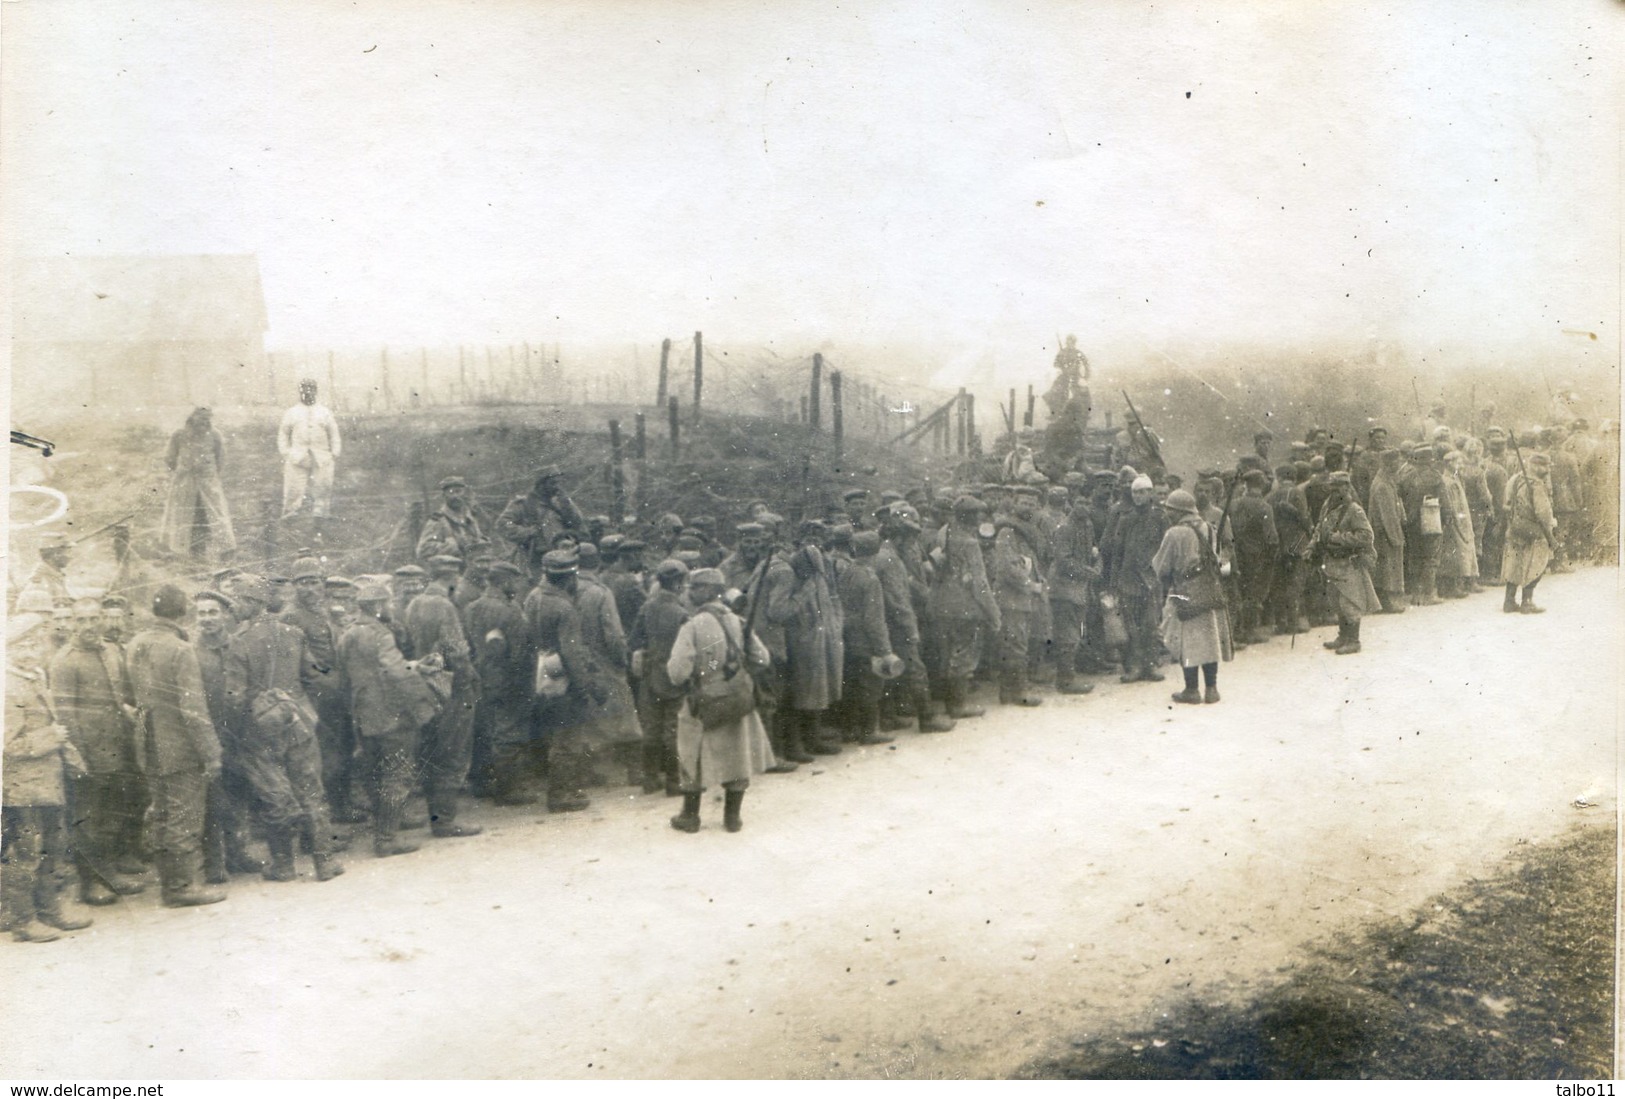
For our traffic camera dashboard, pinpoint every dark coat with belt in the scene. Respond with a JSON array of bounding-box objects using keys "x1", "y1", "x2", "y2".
[
  {"x1": 127, "y1": 621, "x2": 220, "y2": 776},
  {"x1": 837, "y1": 557, "x2": 892, "y2": 660},
  {"x1": 50, "y1": 639, "x2": 137, "y2": 775},
  {"x1": 334, "y1": 616, "x2": 439, "y2": 738}
]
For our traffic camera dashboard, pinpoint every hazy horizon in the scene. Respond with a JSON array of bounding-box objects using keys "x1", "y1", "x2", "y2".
[{"x1": 4, "y1": 0, "x2": 1619, "y2": 388}]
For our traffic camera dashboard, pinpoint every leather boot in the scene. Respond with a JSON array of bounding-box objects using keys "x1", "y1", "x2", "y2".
[
  {"x1": 10, "y1": 920, "x2": 61, "y2": 942},
  {"x1": 782, "y1": 716, "x2": 817, "y2": 763},
  {"x1": 429, "y1": 793, "x2": 482, "y2": 838},
  {"x1": 945, "y1": 680, "x2": 985, "y2": 719},
  {"x1": 641, "y1": 739, "x2": 666, "y2": 793},
  {"x1": 162, "y1": 854, "x2": 227, "y2": 907},
  {"x1": 1171, "y1": 669, "x2": 1202, "y2": 704},
  {"x1": 1503, "y1": 584, "x2": 1519, "y2": 613},
  {"x1": 261, "y1": 827, "x2": 297, "y2": 882},
  {"x1": 914, "y1": 689, "x2": 957, "y2": 732},
  {"x1": 670, "y1": 792, "x2": 702, "y2": 833},
  {"x1": 312, "y1": 853, "x2": 345, "y2": 881},
  {"x1": 723, "y1": 789, "x2": 745, "y2": 833},
  {"x1": 225, "y1": 831, "x2": 265, "y2": 875},
  {"x1": 373, "y1": 804, "x2": 421, "y2": 858},
  {"x1": 203, "y1": 840, "x2": 229, "y2": 886},
  {"x1": 1336, "y1": 619, "x2": 1362, "y2": 654},
  {"x1": 80, "y1": 877, "x2": 119, "y2": 907},
  {"x1": 37, "y1": 897, "x2": 92, "y2": 931},
  {"x1": 1324, "y1": 622, "x2": 1348, "y2": 650}
]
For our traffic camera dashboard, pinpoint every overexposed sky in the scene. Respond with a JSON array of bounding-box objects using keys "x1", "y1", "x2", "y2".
[{"x1": 2, "y1": 0, "x2": 1619, "y2": 364}]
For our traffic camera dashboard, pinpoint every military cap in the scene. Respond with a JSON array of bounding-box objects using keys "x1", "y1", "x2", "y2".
[
  {"x1": 618, "y1": 538, "x2": 647, "y2": 553},
  {"x1": 689, "y1": 567, "x2": 726, "y2": 587},
  {"x1": 797, "y1": 518, "x2": 827, "y2": 540},
  {"x1": 152, "y1": 584, "x2": 190, "y2": 620},
  {"x1": 735, "y1": 522, "x2": 766, "y2": 537},
  {"x1": 1526, "y1": 450, "x2": 1551, "y2": 466},
  {"x1": 426, "y1": 554, "x2": 464, "y2": 573},
  {"x1": 1242, "y1": 468, "x2": 1269, "y2": 486},
  {"x1": 952, "y1": 495, "x2": 985, "y2": 516},
  {"x1": 673, "y1": 549, "x2": 704, "y2": 567},
  {"x1": 1309, "y1": 456, "x2": 1327, "y2": 471},
  {"x1": 657, "y1": 512, "x2": 684, "y2": 529},
  {"x1": 356, "y1": 581, "x2": 392, "y2": 604},
  {"x1": 14, "y1": 588, "x2": 53, "y2": 614},
  {"x1": 550, "y1": 531, "x2": 580, "y2": 548},
  {"x1": 1289, "y1": 442, "x2": 1311, "y2": 456},
  {"x1": 599, "y1": 533, "x2": 626, "y2": 553},
  {"x1": 1013, "y1": 486, "x2": 1041, "y2": 499},
  {"x1": 1368, "y1": 425, "x2": 1389, "y2": 436},
  {"x1": 841, "y1": 488, "x2": 869, "y2": 502},
  {"x1": 1163, "y1": 474, "x2": 1184, "y2": 491},
  {"x1": 542, "y1": 549, "x2": 579, "y2": 575},
  {"x1": 827, "y1": 522, "x2": 855, "y2": 546},
  {"x1": 1047, "y1": 486, "x2": 1070, "y2": 501},
  {"x1": 227, "y1": 574, "x2": 272, "y2": 604},
  {"x1": 673, "y1": 534, "x2": 705, "y2": 552},
  {"x1": 534, "y1": 464, "x2": 564, "y2": 480},
  {"x1": 654, "y1": 558, "x2": 690, "y2": 582},
  {"x1": 99, "y1": 594, "x2": 130, "y2": 612},
  {"x1": 852, "y1": 531, "x2": 881, "y2": 556},
  {"x1": 392, "y1": 564, "x2": 428, "y2": 578},
  {"x1": 879, "y1": 490, "x2": 905, "y2": 505},
  {"x1": 1162, "y1": 489, "x2": 1200, "y2": 515},
  {"x1": 690, "y1": 515, "x2": 716, "y2": 530},
  {"x1": 891, "y1": 504, "x2": 923, "y2": 532},
  {"x1": 194, "y1": 588, "x2": 235, "y2": 611},
  {"x1": 1091, "y1": 470, "x2": 1118, "y2": 484},
  {"x1": 1117, "y1": 465, "x2": 1139, "y2": 483},
  {"x1": 1327, "y1": 471, "x2": 1353, "y2": 486},
  {"x1": 291, "y1": 556, "x2": 324, "y2": 581},
  {"x1": 1484, "y1": 425, "x2": 1507, "y2": 439},
  {"x1": 325, "y1": 576, "x2": 356, "y2": 591},
  {"x1": 212, "y1": 566, "x2": 244, "y2": 584},
  {"x1": 586, "y1": 514, "x2": 611, "y2": 529},
  {"x1": 439, "y1": 475, "x2": 468, "y2": 490},
  {"x1": 1196, "y1": 468, "x2": 1221, "y2": 481},
  {"x1": 487, "y1": 561, "x2": 525, "y2": 581},
  {"x1": 981, "y1": 482, "x2": 1005, "y2": 494},
  {"x1": 576, "y1": 543, "x2": 601, "y2": 570},
  {"x1": 758, "y1": 511, "x2": 785, "y2": 529}
]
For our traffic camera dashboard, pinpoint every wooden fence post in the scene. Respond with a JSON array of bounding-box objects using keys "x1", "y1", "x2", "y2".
[
  {"x1": 668, "y1": 396, "x2": 681, "y2": 457},
  {"x1": 966, "y1": 392, "x2": 977, "y2": 455},
  {"x1": 634, "y1": 412, "x2": 647, "y2": 517},
  {"x1": 609, "y1": 419, "x2": 626, "y2": 523},
  {"x1": 831, "y1": 370, "x2": 844, "y2": 462},
  {"x1": 956, "y1": 388, "x2": 967, "y2": 455},
  {"x1": 693, "y1": 331, "x2": 703, "y2": 424},
  {"x1": 810, "y1": 353, "x2": 823, "y2": 431},
  {"x1": 656, "y1": 337, "x2": 671, "y2": 407},
  {"x1": 1026, "y1": 385, "x2": 1035, "y2": 428}
]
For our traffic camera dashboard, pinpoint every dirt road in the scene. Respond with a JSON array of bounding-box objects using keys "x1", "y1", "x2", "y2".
[{"x1": 1, "y1": 568, "x2": 1615, "y2": 1079}]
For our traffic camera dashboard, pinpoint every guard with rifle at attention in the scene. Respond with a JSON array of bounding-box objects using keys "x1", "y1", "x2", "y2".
[
  {"x1": 1501, "y1": 444, "x2": 1557, "y2": 615},
  {"x1": 1310, "y1": 472, "x2": 1380, "y2": 655}
]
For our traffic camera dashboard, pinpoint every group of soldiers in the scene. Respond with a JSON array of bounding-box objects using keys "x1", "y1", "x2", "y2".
[{"x1": 3, "y1": 405, "x2": 1616, "y2": 943}]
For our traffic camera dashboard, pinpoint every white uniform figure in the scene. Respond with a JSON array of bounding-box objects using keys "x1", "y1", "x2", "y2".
[{"x1": 278, "y1": 379, "x2": 342, "y2": 518}]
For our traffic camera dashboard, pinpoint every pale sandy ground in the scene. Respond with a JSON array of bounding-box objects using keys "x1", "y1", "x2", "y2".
[{"x1": 0, "y1": 567, "x2": 1616, "y2": 1080}]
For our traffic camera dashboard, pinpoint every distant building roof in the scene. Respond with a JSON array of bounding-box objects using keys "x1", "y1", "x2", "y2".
[{"x1": 12, "y1": 254, "x2": 268, "y2": 343}]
